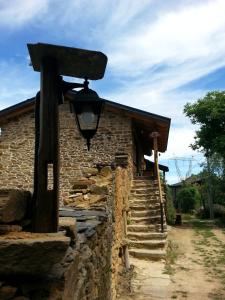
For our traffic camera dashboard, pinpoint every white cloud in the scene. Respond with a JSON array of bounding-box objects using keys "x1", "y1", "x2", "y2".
[
  {"x1": 161, "y1": 126, "x2": 197, "y2": 160},
  {"x1": 0, "y1": 0, "x2": 224, "y2": 171},
  {"x1": 0, "y1": 0, "x2": 49, "y2": 28},
  {"x1": 106, "y1": 0, "x2": 225, "y2": 77}
]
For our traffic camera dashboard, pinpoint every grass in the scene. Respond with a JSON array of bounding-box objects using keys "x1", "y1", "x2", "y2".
[
  {"x1": 186, "y1": 215, "x2": 225, "y2": 292},
  {"x1": 164, "y1": 240, "x2": 180, "y2": 275}
]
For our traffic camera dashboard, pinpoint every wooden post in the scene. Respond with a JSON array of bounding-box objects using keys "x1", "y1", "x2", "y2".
[
  {"x1": 124, "y1": 246, "x2": 130, "y2": 270},
  {"x1": 153, "y1": 136, "x2": 158, "y2": 178},
  {"x1": 33, "y1": 57, "x2": 60, "y2": 232},
  {"x1": 150, "y1": 132, "x2": 164, "y2": 233}
]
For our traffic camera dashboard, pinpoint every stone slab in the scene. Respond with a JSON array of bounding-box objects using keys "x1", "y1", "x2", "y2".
[
  {"x1": 0, "y1": 232, "x2": 70, "y2": 275},
  {"x1": 59, "y1": 217, "x2": 77, "y2": 241}
]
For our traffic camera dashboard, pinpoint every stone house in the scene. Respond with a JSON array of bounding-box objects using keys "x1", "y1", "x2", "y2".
[
  {"x1": 0, "y1": 93, "x2": 170, "y2": 299},
  {"x1": 0, "y1": 93, "x2": 170, "y2": 199}
]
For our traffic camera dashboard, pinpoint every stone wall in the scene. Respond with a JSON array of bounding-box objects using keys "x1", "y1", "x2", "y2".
[
  {"x1": 0, "y1": 112, "x2": 35, "y2": 191},
  {"x1": 0, "y1": 197, "x2": 112, "y2": 300},
  {"x1": 0, "y1": 101, "x2": 133, "y2": 204},
  {"x1": 0, "y1": 101, "x2": 134, "y2": 299},
  {"x1": 0, "y1": 182, "x2": 131, "y2": 300},
  {"x1": 59, "y1": 103, "x2": 133, "y2": 203},
  {"x1": 110, "y1": 166, "x2": 132, "y2": 298}
]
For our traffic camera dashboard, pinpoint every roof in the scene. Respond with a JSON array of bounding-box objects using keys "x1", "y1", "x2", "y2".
[
  {"x1": 144, "y1": 159, "x2": 169, "y2": 172},
  {"x1": 169, "y1": 176, "x2": 202, "y2": 187},
  {"x1": 0, "y1": 93, "x2": 171, "y2": 152}
]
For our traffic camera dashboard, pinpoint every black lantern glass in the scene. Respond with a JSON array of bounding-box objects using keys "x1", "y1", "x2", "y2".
[{"x1": 72, "y1": 86, "x2": 103, "y2": 150}]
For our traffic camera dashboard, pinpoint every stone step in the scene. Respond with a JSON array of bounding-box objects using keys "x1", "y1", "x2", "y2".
[
  {"x1": 129, "y1": 203, "x2": 160, "y2": 210},
  {"x1": 129, "y1": 202, "x2": 160, "y2": 208},
  {"x1": 127, "y1": 224, "x2": 167, "y2": 233},
  {"x1": 132, "y1": 179, "x2": 157, "y2": 183},
  {"x1": 127, "y1": 232, "x2": 167, "y2": 240},
  {"x1": 130, "y1": 193, "x2": 163, "y2": 199},
  {"x1": 130, "y1": 215, "x2": 164, "y2": 224},
  {"x1": 129, "y1": 239, "x2": 166, "y2": 249},
  {"x1": 129, "y1": 194, "x2": 160, "y2": 201},
  {"x1": 131, "y1": 209, "x2": 160, "y2": 218},
  {"x1": 127, "y1": 224, "x2": 158, "y2": 232},
  {"x1": 131, "y1": 187, "x2": 158, "y2": 194},
  {"x1": 132, "y1": 182, "x2": 158, "y2": 188},
  {"x1": 129, "y1": 248, "x2": 166, "y2": 260}
]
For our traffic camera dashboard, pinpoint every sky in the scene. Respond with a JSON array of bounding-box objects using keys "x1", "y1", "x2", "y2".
[{"x1": 1, "y1": 0, "x2": 225, "y2": 183}]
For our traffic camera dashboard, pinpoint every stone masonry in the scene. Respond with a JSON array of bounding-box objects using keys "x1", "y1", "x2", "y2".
[
  {"x1": 128, "y1": 178, "x2": 167, "y2": 260},
  {"x1": 0, "y1": 101, "x2": 133, "y2": 205},
  {"x1": 0, "y1": 97, "x2": 169, "y2": 299}
]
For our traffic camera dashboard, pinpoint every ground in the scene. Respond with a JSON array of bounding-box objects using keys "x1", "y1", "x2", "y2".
[{"x1": 118, "y1": 217, "x2": 225, "y2": 300}]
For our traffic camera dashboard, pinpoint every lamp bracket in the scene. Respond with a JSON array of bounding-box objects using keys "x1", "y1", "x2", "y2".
[{"x1": 61, "y1": 78, "x2": 88, "y2": 95}]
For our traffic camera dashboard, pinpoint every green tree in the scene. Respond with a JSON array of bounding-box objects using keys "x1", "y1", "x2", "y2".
[
  {"x1": 177, "y1": 186, "x2": 201, "y2": 213},
  {"x1": 184, "y1": 91, "x2": 225, "y2": 218},
  {"x1": 184, "y1": 91, "x2": 225, "y2": 158}
]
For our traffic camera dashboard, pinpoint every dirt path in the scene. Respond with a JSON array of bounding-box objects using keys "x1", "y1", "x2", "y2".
[
  {"x1": 167, "y1": 225, "x2": 224, "y2": 299},
  {"x1": 118, "y1": 220, "x2": 225, "y2": 300}
]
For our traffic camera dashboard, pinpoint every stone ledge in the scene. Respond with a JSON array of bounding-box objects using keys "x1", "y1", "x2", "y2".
[{"x1": 0, "y1": 232, "x2": 70, "y2": 276}]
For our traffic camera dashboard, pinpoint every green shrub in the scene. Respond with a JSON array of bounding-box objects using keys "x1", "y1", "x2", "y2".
[
  {"x1": 177, "y1": 186, "x2": 201, "y2": 213},
  {"x1": 165, "y1": 186, "x2": 176, "y2": 224}
]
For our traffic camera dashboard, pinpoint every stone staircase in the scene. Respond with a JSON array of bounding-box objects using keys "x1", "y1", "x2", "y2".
[{"x1": 127, "y1": 178, "x2": 167, "y2": 260}]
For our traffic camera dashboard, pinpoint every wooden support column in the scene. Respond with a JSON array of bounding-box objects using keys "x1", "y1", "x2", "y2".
[
  {"x1": 151, "y1": 132, "x2": 159, "y2": 178},
  {"x1": 33, "y1": 57, "x2": 61, "y2": 233}
]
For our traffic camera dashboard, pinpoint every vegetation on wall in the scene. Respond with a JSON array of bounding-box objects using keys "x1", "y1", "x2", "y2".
[{"x1": 165, "y1": 186, "x2": 176, "y2": 225}]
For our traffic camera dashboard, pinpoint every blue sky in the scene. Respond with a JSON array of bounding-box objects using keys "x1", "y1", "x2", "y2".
[{"x1": 1, "y1": 0, "x2": 225, "y2": 183}]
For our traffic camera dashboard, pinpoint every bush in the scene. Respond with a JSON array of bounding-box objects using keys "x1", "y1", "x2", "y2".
[
  {"x1": 197, "y1": 204, "x2": 225, "y2": 224},
  {"x1": 177, "y1": 186, "x2": 201, "y2": 213},
  {"x1": 165, "y1": 186, "x2": 176, "y2": 225}
]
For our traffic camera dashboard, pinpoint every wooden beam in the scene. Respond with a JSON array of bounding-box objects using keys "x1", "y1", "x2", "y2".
[{"x1": 32, "y1": 57, "x2": 60, "y2": 232}]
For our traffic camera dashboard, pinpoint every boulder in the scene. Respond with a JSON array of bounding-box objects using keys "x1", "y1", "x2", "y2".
[
  {"x1": 0, "y1": 225, "x2": 22, "y2": 234},
  {"x1": 89, "y1": 195, "x2": 107, "y2": 205},
  {"x1": 100, "y1": 166, "x2": 112, "y2": 179},
  {"x1": 0, "y1": 285, "x2": 17, "y2": 300},
  {"x1": 90, "y1": 185, "x2": 108, "y2": 195},
  {"x1": 0, "y1": 190, "x2": 31, "y2": 224},
  {"x1": 72, "y1": 179, "x2": 95, "y2": 189}
]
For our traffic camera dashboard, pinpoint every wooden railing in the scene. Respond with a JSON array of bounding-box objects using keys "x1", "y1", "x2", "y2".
[{"x1": 150, "y1": 132, "x2": 164, "y2": 233}]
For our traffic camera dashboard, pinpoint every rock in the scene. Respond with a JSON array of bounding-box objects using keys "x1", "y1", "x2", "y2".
[
  {"x1": 72, "y1": 179, "x2": 95, "y2": 189},
  {"x1": 72, "y1": 189, "x2": 88, "y2": 194},
  {"x1": 84, "y1": 194, "x2": 89, "y2": 200},
  {"x1": 90, "y1": 185, "x2": 108, "y2": 195},
  {"x1": 89, "y1": 195, "x2": 107, "y2": 205},
  {"x1": 12, "y1": 297, "x2": 30, "y2": 300},
  {"x1": 100, "y1": 166, "x2": 112, "y2": 179},
  {"x1": 0, "y1": 285, "x2": 17, "y2": 300},
  {"x1": 115, "y1": 154, "x2": 129, "y2": 167},
  {"x1": 0, "y1": 225, "x2": 22, "y2": 234},
  {"x1": 59, "y1": 217, "x2": 77, "y2": 242},
  {"x1": 82, "y1": 168, "x2": 98, "y2": 177},
  {"x1": 0, "y1": 232, "x2": 70, "y2": 276},
  {"x1": 68, "y1": 202, "x2": 88, "y2": 209},
  {"x1": 0, "y1": 190, "x2": 31, "y2": 223},
  {"x1": 68, "y1": 193, "x2": 82, "y2": 198},
  {"x1": 64, "y1": 195, "x2": 84, "y2": 206}
]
